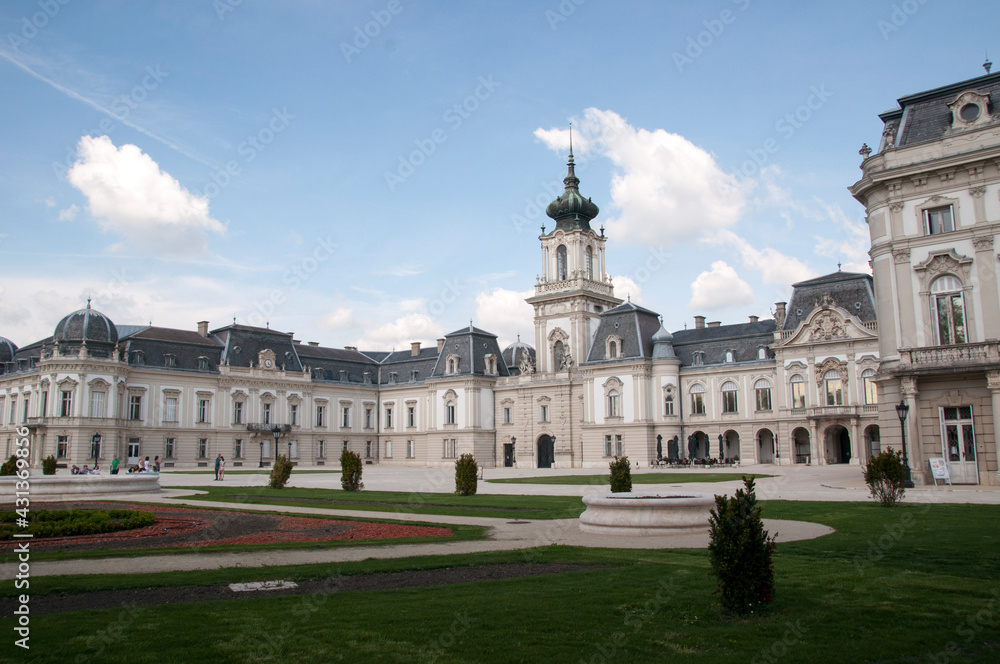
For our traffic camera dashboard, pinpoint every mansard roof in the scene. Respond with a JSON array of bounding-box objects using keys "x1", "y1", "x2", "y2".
[
  {"x1": 586, "y1": 300, "x2": 663, "y2": 363},
  {"x1": 430, "y1": 324, "x2": 509, "y2": 377},
  {"x1": 671, "y1": 320, "x2": 776, "y2": 368},
  {"x1": 212, "y1": 324, "x2": 304, "y2": 372},
  {"x1": 784, "y1": 271, "x2": 875, "y2": 331}
]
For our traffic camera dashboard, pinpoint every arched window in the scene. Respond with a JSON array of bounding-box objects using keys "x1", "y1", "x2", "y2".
[
  {"x1": 608, "y1": 340, "x2": 617, "y2": 359},
  {"x1": 556, "y1": 245, "x2": 568, "y2": 280},
  {"x1": 585, "y1": 246, "x2": 593, "y2": 280},
  {"x1": 725, "y1": 350, "x2": 734, "y2": 363},
  {"x1": 553, "y1": 340, "x2": 564, "y2": 371},
  {"x1": 721, "y1": 381, "x2": 738, "y2": 413},
  {"x1": 757, "y1": 346, "x2": 768, "y2": 360},
  {"x1": 790, "y1": 374, "x2": 805, "y2": 409},
  {"x1": 862, "y1": 369, "x2": 878, "y2": 404},
  {"x1": 754, "y1": 379, "x2": 772, "y2": 412},
  {"x1": 606, "y1": 389, "x2": 621, "y2": 418},
  {"x1": 931, "y1": 276, "x2": 966, "y2": 345},
  {"x1": 445, "y1": 401, "x2": 456, "y2": 425},
  {"x1": 664, "y1": 395, "x2": 674, "y2": 416},
  {"x1": 689, "y1": 384, "x2": 706, "y2": 415},
  {"x1": 824, "y1": 370, "x2": 843, "y2": 406}
]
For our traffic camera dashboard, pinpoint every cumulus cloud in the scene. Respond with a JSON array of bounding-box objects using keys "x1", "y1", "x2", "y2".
[
  {"x1": 535, "y1": 108, "x2": 748, "y2": 246},
  {"x1": 474, "y1": 287, "x2": 534, "y2": 347},
  {"x1": 610, "y1": 275, "x2": 645, "y2": 305},
  {"x1": 317, "y1": 307, "x2": 355, "y2": 331},
  {"x1": 689, "y1": 261, "x2": 754, "y2": 310},
  {"x1": 707, "y1": 230, "x2": 816, "y2": 288},
  {"x1": 67, "y1": 135, "x2": 225, "y2": 254},
  {"x1": 57, "y1": 204, "x2": 79, "y2": 221},
  {"x1": 813, "y1": 203, "x2": 872, "y2": 274},
  {"x1": 353, "y1": 313, "x2": 444, "y2": 351}
]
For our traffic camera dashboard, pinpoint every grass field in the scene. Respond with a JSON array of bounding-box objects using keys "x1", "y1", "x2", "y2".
[
  {"x1": 8, "y1": 500, "x2": 1000, "y2": 663},
  {"x1": 487, "y1": 472, "x2": 773, "y2": 485},
  {"x1": 171, "y1": 485, "x2": 589, "y2": 520}
]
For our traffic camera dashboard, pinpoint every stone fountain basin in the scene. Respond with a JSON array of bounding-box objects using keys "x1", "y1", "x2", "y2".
[{"x1": 578, "y1": 492, "x2": 716, "y2": 536}]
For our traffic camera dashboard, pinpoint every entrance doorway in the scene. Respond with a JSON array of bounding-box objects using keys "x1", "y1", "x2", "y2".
[
  {"x1": 503, "y1": 443, "x2": 514, "y2": 467},
  {"x1": 941, "y1": 406, "x2": 978, "y2": 484},
  {"x1": 127, "y1": 438, "x2": 140, "y2": 466},
  {"x1": 864, "y1": 425, "x2": 881, "y2": 459},
  {"x1": 537, "y1": 435, "x2": 554, "y2": 468},
  {"x1": 758, "y1": 429, "x2": 775, "y2": 464},
  {"x1": 792, "y1": 428, "x2": 810, "y2": 464},
  {"x1": 825, "y1": 425, "x2": 851, "y2": 464}
]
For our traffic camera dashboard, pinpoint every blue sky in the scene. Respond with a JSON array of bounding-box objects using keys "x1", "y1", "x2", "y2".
[{"x1": 0, "y1": 0, "x2": 996, "y2": 352}]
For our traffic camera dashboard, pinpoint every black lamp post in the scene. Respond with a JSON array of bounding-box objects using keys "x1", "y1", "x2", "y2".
[
  {"x1": 91, "y1": 432, "x2": 102, "y2": 466},
  {"x1": 895, "y1": 400, "x2": 914, "y2": 488},
  {"x1": 511, "y1": 436, "x2": 516, "y2": 466},
  {"x1": 271, "y1": 425, "x2": 282, "y2": 463},
  {"x1": 258, "y1": 438, "x2": 264, "y2": 468}
]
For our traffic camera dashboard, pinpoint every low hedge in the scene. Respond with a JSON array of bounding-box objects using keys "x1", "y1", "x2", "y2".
[{"x1": 0, "y1": 508, "x2": 156, "y2": 540}]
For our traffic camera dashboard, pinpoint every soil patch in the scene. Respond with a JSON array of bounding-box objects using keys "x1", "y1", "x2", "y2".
[{"x1": 18, "y1": 564, "x2": 603, "y2": 616}]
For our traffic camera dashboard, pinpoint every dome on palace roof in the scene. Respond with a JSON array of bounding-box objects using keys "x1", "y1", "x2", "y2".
[
  {"x1": 0, "y1": 337, "x2": 16, "y2": 364},
  {"x1": 53, "y1": 301, "x2": 118, "y2": 345}
]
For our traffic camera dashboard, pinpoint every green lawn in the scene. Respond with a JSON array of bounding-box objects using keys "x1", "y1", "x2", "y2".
[
  {"x1": 8, "y1": 501, "x2": 1000, "y2": 663},
  {"x1": 488, "y1": 472, "x2": 773, "y2": 485},
  {"x1": 170, "y1": 485, "x2": 588, "y2": 520}
]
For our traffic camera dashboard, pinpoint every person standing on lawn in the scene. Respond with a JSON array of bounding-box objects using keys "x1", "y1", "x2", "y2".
[
  {"x1": 215, "y1": 453, "x2": 221, "y2": 480},
  {"x1": 218, "y1": 455, "x2": 226, "y2": 480}
]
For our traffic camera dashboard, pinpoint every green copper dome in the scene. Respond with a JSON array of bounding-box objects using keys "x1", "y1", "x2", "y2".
[{"x1": 545, "y1": 149, "x2": 599, "y2": 231}]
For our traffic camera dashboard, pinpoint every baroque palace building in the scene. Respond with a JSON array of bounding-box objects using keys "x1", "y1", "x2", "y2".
[{"x1": 0, "y1": 143, "x2": 886, "y2": 476}]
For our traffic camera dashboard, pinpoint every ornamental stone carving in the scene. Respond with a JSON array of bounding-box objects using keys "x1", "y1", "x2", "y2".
[
  {"x1": 892, "y1": 248, "x2": 910, "y2": 263},
  {"x1": 889, "y1": 201, "x2": 905, "y2": 213},
  {"x1": 972, "y1": 235, "x2": 994, "y2": 251},
  {"x1": 810, "y1": 311, "x2": 847, "y2": 341},
  {"x1": 969, "y1": 185, "x2": 986, "y2": 198},
  {"x1": 913, "y1": 250, "x2": 973, "y2": 290},
  {"x1": 815, "y1": 357, "x2": 848, "y2": 387}
]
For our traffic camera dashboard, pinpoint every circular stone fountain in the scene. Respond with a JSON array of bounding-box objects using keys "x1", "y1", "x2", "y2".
[
  {"x1": 0, "y1": 470, "x2": 161, "y2": 503},
  {"x1": 578, "y1": 492, "x2": 716, "y2": 536}
]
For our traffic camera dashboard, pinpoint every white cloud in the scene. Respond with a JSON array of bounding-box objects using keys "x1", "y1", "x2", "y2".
[
  {"x1": 67, "y1": 135, "x2": 226, "y2": 254},
  {"x1": 610, "y1": 275, "x2": 645, "y2": 305},
  {"x1": 707, "y1": 230, "x2": 816, "y2": 288},
  {"x1": 813, "y1": 203, "x2": 872, "y2": 274},
  {"x1": 44, "y1": 197, "x2": 56, "y2": 207},
  {"x1": 535, "y1": 108, "x2": 748, "y2": 246},
  {"x1": 353, "y1": 313, "x2": 444, "y2": 351},
  {"x1": 58, "y1": 204, "x2": 79, "y2": 221},
  {"x1": 317, "y1": 307, "x2": 355, "y2": 331},
  {"x1": 474, "y1": 287, "x2": 534, "y2": 347},
  {"x1": 689, "y1": 261, "x2": 754, "y2": 311}
]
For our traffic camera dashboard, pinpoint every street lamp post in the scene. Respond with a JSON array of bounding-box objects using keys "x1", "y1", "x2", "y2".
[
  {"x1": 91, "y1": 432, "x2": 102, "y2": 467},
  {"x1": 271, "y1": 426, "x2": 282, "y2": 463},
  {"x1": 895, "y1": 400, "x2": 914, "y2": 488},
  {"x1": 258, "y1": 438, "x2": 264, "y2": 468}
]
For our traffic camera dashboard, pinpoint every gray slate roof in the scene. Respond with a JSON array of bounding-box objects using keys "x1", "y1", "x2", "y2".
[
  {"x1": 783, "y1": 271, "x2": 876, "y2": 331},
  {"x1": 671, "y1": 320, "x2": 776, "y2": 368},
  {"x1": 586, "y1": 301, "x2": 663, "y2": 364},
  {"x1": 882, "y1": 70, "x2": 1000, "y2": 148}
]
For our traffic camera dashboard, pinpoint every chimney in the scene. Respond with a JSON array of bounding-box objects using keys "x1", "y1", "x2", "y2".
[
  {"x1": 694, "y1": 315, "x2": 706, "y2": 329},
  {"x1": 308, "y1": 341, "x2": 319, "y2": 347},
  {"x1": 749, "y1": 315, "x2": 759, "y2": 323},
  {"x1": 410, "y1": 341, "x2": 421, "y2": 356},
  {"x1": 707, "y1": 321, "x2": 721, "y2": 328},
  {"x1": 436, "y1": 338, "x2": 445, "y2": 352},
  {"x1": 344, "y1": 346, "x2": 357, "y2": 351},
  {"x1": 775, "y1": 302, "x2": 787, "y2": 328},
  {"x1": 197, "y1": 321, "x2": 209, "y2": 337}
]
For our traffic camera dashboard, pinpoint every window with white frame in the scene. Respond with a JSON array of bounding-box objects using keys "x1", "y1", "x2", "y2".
[
  {"x1": 862, "y1": 369, "x2": 878, "y2": 405},
  {"x1": 164, "y1": 395, "x2": 178, "y2": 422},
  {"x1": 606, "y1": 390, "x2": 621, "y2": 418},
  {"x1": 604, "y1": 434, "x2": 613, "y2": 457},
  {"x1": 234, "y1": 438, "x2": 243, "y2": 458},
  {"x1": 61, "y1": 390, "x2": 73, "y2": 417},
  {"x1": 503, "y1": 406, "x2": 512, "y2": 424},
  {"x1": 725, "y1": 350, "x2": 735, "y2": 363},
  {"x1": 690, "y1": 384, "x2": 706, "y2": 415},
  {"x1": 57, "y1": 435, "x2": 68, "y2": 458},
  {"x1": 289, "y1": 440, "x2": 298, "y2": 458},
  {"x1": 40, "y1": 391, "x2": 47, "y2": 418},
  {"x1": 407, "y1": 404, "x2": 416, "y2": 428},
  {"x1": 198, "y1": 438, "x2": 208, "y2": 458},
  {"x1": 443, "y1": 438, "x2": 456, "y2": 458},
  {"x1": 721, "y1": 381, "x2": 739, "y2": 414},
  {"x1": 540, "y1": 404, "x2": 549, "y2": 422},
  {"x1": 364, "y1": 407, "x2": 373, "y2": 429},
  {"x1": 664, "y1": 395, "x2": 674, "y2": 416},
  {"x1": 445, "y1": 401, "x2": 456, "y2": 425},
  {"x1": 262, "y1": 402, "x2": 272, "y2": 425},
  {"x1": 608, "y1": 340, "x2": 618, "y2": 359},
  {"x1": 790, "y1": 374, "x2": 806, "y2": 409},
  {"x1": 7, "y1": 396, "x2": 15, "y2": 423},
  {"x1": 20, "y1": 395, "x2": 28, "y2": 422},
  {"x1": 198, "y1": 398, "x2": 209, "y2": 423},
  {"x1": 931, "y1": 275, "x2": 967, "y2": 345},
  {"x1": 316, "y1": 404, "x2": 325, "y2": 427},
  {"x1": 556, "y1": 244, "x2": 568, "y2": 280},
  {"x1": 385, "y1": 440, "x2": 392, "y2": 458},
  {"x1": 342, "y1": 405, "x2": 351, "y2": 428},
  {"x1": 385, "y1": 406, "x2": 393, "y2": 429},
  {"x1": 406, "y1": 440, "x2": 414, "y2": 458},
  {"x1": 757, "y1": 346, "x2": 768, "y2": 360},
  {"x1": 585, "y1": 245, "x2": 593, "y2": 280},
  {"x1": 824, "y1": 370, "x2": 844, "y2": 406},
  {"x1": 165, "y1": 438, "x2": 175, "y2": 458},
  {"x1": 128, "y1": 394, "x2": 142, "y2": 420},
  {"x1": 754, "y1": 379, "x2": 772, "y2": 412},
  {"x1": 290, "y1": 403, "x2": 298, "y2": 426},
  {"x1": 925, "y1": 205, "x2": 955, "y2": 235},
  {"x1": 0, "y1": 398, "x2": 5, "y2": 424},
  {"x1": 317, "y1": 440, "x2": 325, "y2": 458},
  {"x1": 233, "y1": 399, "x2": 244, "y2": 425},
  {"x1": 90, "y1": 391, "x2": 106, "y2": 418}
]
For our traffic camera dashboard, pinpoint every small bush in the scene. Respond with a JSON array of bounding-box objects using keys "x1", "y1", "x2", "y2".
[
  {"x1": 340, "y1": 450, "x2": 364, "y2": 491},
  {"x1": 455, "y1": 454, "x2": 478, "y2": 496},
  {"x1": 269, "y1": 454, "x2": 293, "y2": 489},
  {"x1": 609, "y1": 456, "x2": 632, "y2": 493},
  {"x1": 42, "y1": 455, "x2": 57, "y2": 475},
  {"x1": 0, "y1": 455, "x2": 17, "y2": 476},
  {"x1": 0, "y1": 508, "x2": 155, "y2": 540},
  {"x1": 863, "y1": 448, "x2": 906, "y2": 507},
  {"x1": 708, "y1": 476, "x2": 776, "y2": 616}
]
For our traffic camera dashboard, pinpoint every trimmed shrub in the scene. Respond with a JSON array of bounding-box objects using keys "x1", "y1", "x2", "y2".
[
  {"x1": 340, "y1": 450, "x2": 364, "y2": 491},
  {"x1": 0, "y1": 455, "x2": 16, "y2": 476},
  {"x1": 0, "y1": 508, "x2": 156, "y2": 540},
  {"x1": 42, "y1": 455, "x2": 57, "y2": 475},
  {"x1": 609, "y1": 456, "x2": 632, "y2": 493},
  {"x1": 863, "y1": 448, "x2": 906, "y2": 507},
  {"x1": 708, "y1": 476, "x2": 776, "y2": 616},
  {"x1": 455, "y1": 454, "x2": 478, "y2": 496},
  {"x1": 269, "y1": 454, "x2": 293, "y2": 489}
]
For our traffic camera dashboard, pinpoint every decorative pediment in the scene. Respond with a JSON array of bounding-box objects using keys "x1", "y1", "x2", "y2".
[
  {"x1": 815, "y1": 357, "x2": 848, "y2": 387},
  {"x1": 946, "y1": 89, "x2": 995, "y2": 133},
  {"x1": 87, "y1": 377, "x2": 111, "y2": 390},
  {"x1": 257, "y1": 348, "x2": 277, "y2": 370},
  {"x1": 913, "y1": 250, "x2": 973, "y2": 290},
  {"x1": 778, "y1": 303, "x2": 876, "y2": 347},
  {"x1": 442, "y1": 389, "x2": 458, "y2": 401},
  {"x1": 602, "y1": 376, "x2": 623, "y2": 389},
  {"x1": 56, "y1": 376, "x2": 79, "y2": 389},
  {"x1": 809, "y1": 310, "x2": 847, "y2": 341},
  {"x1": 548, "y1": 327, "x2": 569, "y2": 343}
]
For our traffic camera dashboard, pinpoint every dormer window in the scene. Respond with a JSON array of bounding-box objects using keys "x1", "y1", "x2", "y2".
[
  {"x1": 410, "y1": 369, "x2": 419, "y2": 382},
  {"x1": 609, "y1": 341, "x2": 618, "y2": 359},
  {"x1": 947, "y1": 90, "x2": 992, "y2": 131},
  {"x1": 484, "y1": 355, "x2": 498, "y2": 376},
  {"x1": 389, "y1": 372, "x2": 397, "y2": 384},
  {"x1": 197, "y1": 356, "x2": 210, "y2": 371},
  {"x1": 131, "y1": 350, "x2": 144, "y2": 365},
  {"x1": 692, "y1": 351, "x2": 704, "y2": 366},
  {"x1": 446, "y1": 355, "x2": 459, "y2": 375},
  {"x1": 164, "y1": 354, "x2": 176, "y2": 368},
  {"x1": 725, "y1": 350, "x2": 734, "y2": 363},
  {"x1": 757, "y1": 347, "x2": 768, "y2": 360}
]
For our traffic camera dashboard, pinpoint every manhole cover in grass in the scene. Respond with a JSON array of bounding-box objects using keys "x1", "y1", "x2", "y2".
[{"x1": 506, "y1": 520, "x2": 530, "y2": 524}]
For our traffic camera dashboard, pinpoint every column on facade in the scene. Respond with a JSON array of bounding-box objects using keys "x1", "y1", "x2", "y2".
[
  {"x1": 973, "y1": 234, "x2": 999, "y2": 330},
  {"x1": 988, "y1": 371, "x2": 1000, "y2": 487},
  {"x1": 809, "y1": 420, "x2": 819, "y2": 465},
  {"x1": 850, "y1": 417, "x2": 861, "y2": 465},
  {"x1": 899, "y1": 376, "x2": 923, "y2": 483}
]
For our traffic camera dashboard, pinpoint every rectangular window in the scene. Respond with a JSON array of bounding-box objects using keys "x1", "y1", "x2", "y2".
[
  {"x1": 128, "y1": 395, "x2": 142, "y2": 420},
  {"x1": 606, "y1": 392, "x2": 621, "y2": 418},
  {"x1": 198, "y1": 398, "x2": 209, "y2": 423},
  {"x1": 262, "y1": 402, "x2": 272, "y2": 425},
  {"x1": 443, "y1": 438, "x2": 456, "y2": 458},
  {"x1": 445, "y1": 404, "x2": 456, "y2": 425},
  {"x1": 755, "y1": 388, "x2": 772, "y2": 412},
  {"x1": 690, "y1": 393, "x2": 705, "y2": 416},
  {"x1": 57, "y1": 435, "x2": 68, "y2": 458},
  {"x1": 22, "y1": 394, "x2": 29, "y2": 422},
  {"x1": 0, "y1": 398, "x2": 5, "y2": 424},
  {"x1": 604, "y1": 435, "x2": 612, "y2": 457},
  {"x1": 825, "y1": 379, "x2": 843, "y2": 406},
  {"x1": 234, "y1": 439, "x2": 243, "y2": 458},
  {"x1": 385, "y1": 406, "x2": 393, "y2": 429},
  {"x1": 791, "y1": 380, "x2": 806, "y2": 409},
  {"x1": 364, "y1": 407, "x2": 373, "y2": 429},
  {"x1": 342, "y1": 406, "x2": 351, "y2": 429},
  {"x1": 407, "y1": 405, "x2": 415, "y2": 428},
  {"x1": 664, "y1": 397, "x2": 674, "y2": 417},
  {"x1": 342, "y1": 440, "x2": 349, "y2": 452},
  {"x1": 935, "y1": 293, "x2": 966, "y2": 345},
  {"x1": 925, "y1": 205, "x2": 955, "y2": 235},
  {"x1": 61, "y1": 391, "x2": 73, "y2": 417},
  {"x1": 233, "y1": 401, "x2": 244, "y2": 425},
  {"x1": 317, "y1": 440, "x2": 325, "y2": 458},
  {"x1": 40, "y1": 391, "x2": 47, "y2": 418},
  {"x1": 365, "y1": 440, "x2": 372, "y2": 458},
  {"x1": 8, "y1": 396, "x2": 16, "y2": 424},
  {"x1": 198, "y1": 438, "x2": 208, "y2": 458},
  {"x1": 406, "y1": 440, "x2": 414, "y2": 458},
  {"x1": 290, "y1": 404, "x2": 298, "y2": 426},
  {"x1": 864, "y1": 376, "x2": 878, "y2": 405},
  {"x1": 615, "y1": 434, "x2": 623, "y2": 457},
  {"x1": 540, "y1": 405, "x2": 549, "y2": 422},
  {"x1": 316, "y1": 405, "x2": 325, "y2": 428},
  {"x1": 164, "y1": 438, "x2": 175, "y2": 458},
  {"x1": 503, "y1": 407, "x2": 512, "y2": 424},
  {"x1": 164, "y1": 396, "x2": 178, "y2": 422},
  {"x1": 127, "y1": 439, "x2": 140, "y2": 461},
  {"x1": 289, "y1": 440, "x2": 298, "y2": 458},
  {"x1": 385, "y1": 440, "x2": 392, "y2": 458},
  {"x1": 722, "y1": 390, "x2": 738, "y2": 414}
]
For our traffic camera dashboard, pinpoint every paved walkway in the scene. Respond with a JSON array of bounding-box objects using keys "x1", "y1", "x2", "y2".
[{"x1": 8, "y1": 464, "x2": 997, "y2": 578}]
